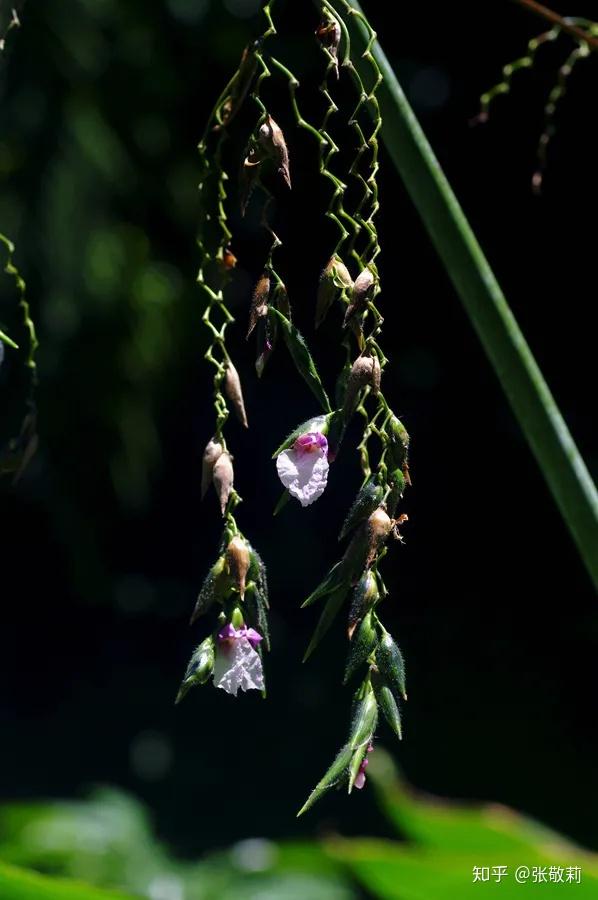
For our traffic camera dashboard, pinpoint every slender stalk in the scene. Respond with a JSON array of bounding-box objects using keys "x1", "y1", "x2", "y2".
[
  {"x1": 511, "y1": 0, "x2": 598, "y2": 50},
  {"x1": 341, "y1": 0, "x2": 598, "y2": 588}
]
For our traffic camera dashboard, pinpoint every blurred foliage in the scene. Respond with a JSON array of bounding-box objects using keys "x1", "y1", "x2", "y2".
[{"x1": 2, "y1": 752, "x2": 597, "y2": 899}]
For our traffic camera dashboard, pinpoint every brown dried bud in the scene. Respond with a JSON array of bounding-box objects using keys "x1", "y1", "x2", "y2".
[
  {"x1": 344, "y1": 267, "x2": 375, "y2": 327},
  {"x1": 343, "y1": 354, "x2": 381, "y2": 417},
  {"x1": 224, "y1": 360, "x2": 248, "y2": 429},
  {"x1": 366, "y1": 506, "x2": 393, "y2": 567},
  {"x1": 316, "y1": 255, "x2": 353, "y2": 328},
  {"x1": 225, "y1": 535, "x2": 251, "y2": 599},
  {"x1": 316, "y1": 18, "x2": 341, "y2": 78},
  {"x1": 212, "y1": 451, "x2": 234, "y2": 516},
  {"x1": 247, "y1": 272, "x2": 270, "y2": 338},
  {"x1": 258, "y1": 115, "x2": 291, "y2": 189},
  {"x1": 201, "y1": 437, "x2": 223, "y2": 499}
]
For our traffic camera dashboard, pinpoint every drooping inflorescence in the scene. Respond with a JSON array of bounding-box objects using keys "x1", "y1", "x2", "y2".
[
  {"x1": 186, "y1": 0, "x2": 412, "y2": 813},
  {"x1": 473, "y1": 9, "x2": 597, "y2": 192}
]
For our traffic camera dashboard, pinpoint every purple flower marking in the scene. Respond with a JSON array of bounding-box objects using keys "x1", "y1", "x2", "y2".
[
  {"x1": 276, "y1": 430, "x2": 329, "y2": 507},
  {"x1": 217, "y1": 623, "x2": 263, "y2": 649}
]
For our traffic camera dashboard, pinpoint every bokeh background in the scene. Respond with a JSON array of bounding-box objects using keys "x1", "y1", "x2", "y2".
[{"x1": 1, "y1": 0, "x2": 597, "y2": 893}]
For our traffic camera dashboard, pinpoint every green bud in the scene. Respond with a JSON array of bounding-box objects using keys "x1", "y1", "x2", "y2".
[
  {"x1": 349, "y1": 681, "x2": 378, "y2": 748},
  {"x1": 376, "y1": 632, "x2": 407, "y2": 701},
  {"x1": 388, "y1": 416, "x2": 410, "y2": 468},
  {"x1": 348, "y1": 570, "x2": 380, "y2": 639},
  {"x1": 175, "y1": 636, "x2": 215, "y2": 704},
  {"x1": 245, "y1": 582, "x2": 271, "y2": 651},
  {"x1": 373, "y1": 672, "x2": 402, "y2": 741},
  {"x1": 386, "y1": 468, "x2": 406, "y2": 517},
  {"x1": 343, "y1": 611, "x2": 378, "y2": 684},
  {"x1": 340, "y1": 478, "x2": 385, "y2": 542}
]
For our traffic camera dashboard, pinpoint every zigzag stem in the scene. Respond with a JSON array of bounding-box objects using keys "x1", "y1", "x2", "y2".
[
  {"x1": 473, "y1": 15, "x2": 596, "y2": 189},
  {"x1": 1, "y1": 234, "x2": 39, "y2": 480},
  {"x1": 298, "y1": 2, "x2": 412, "y2": 815}
]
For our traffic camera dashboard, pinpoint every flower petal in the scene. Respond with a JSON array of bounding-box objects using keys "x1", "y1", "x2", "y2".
[
  {"x1": 213, "y1": 637, "x2": 265, "y2": 696},
  {"x1": 276, "y1": 447, "x2": 329, "y2": 507}
]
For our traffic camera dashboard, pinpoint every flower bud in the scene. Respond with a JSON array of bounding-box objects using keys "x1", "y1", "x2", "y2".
[
  {"x1": 247, "y1": 272, "x2": 270, "y2": 338},
  {"x1": 212, "y1": 451, "x2": 234, "y2": 515},
  {"x1": 349, "y1": 681, "x2": 378, "y2": 749},
  {"x1": 226, "y1": 535, "x2": 251, "y2": 599},
  {"x1": 221, "y1": 246, "x2": 237, "y2": 270},
  {"x1": 316, "y1": 255, "x2": 353, "y2": 328},
  {"x1": 176, "y1": 635, "x2": 216, "y2": 704},
  {"x1": 347, "y1": 569, "x2": 379, "y2": 639},
  {"x1": 388, "y1": 415, "x2": 410, "y2": 467},
  {"x1": 366, "y1": 506, "x2": 393, "y2": 567},
  {"x1": 386, "y1": 468, "x2": 406, "y2": 517},
  {"x1": 343, "y1": 354, "x2": 381, "y2": 418},
  {"x1": 258, "y1": 115, "x2": 291, "y2": 189},
  {"x1": 343, "y1": 267, "x2": 375, "y2": 326},
  {"x1": 201, "y1": 437, "x2": 223, "y2": 499},
  {"x1": 376, "y1": 632, "x2": 407, "y2": 701},
  {"x1": 224, "y1": 360, "x2": 248, "y2": 428}
]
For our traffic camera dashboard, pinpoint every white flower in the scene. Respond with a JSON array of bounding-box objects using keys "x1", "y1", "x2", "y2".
[
  {"x1": 213, "y1": 626, "x2": 264, "y2": 697},
  {"x1": 276, "y1": 431, "x2": 329, "y2": 507}
]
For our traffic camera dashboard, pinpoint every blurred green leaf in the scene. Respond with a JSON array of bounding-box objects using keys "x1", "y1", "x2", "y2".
[{"x1": 0, "y1": 861, "x2": 134, "y2": 900}]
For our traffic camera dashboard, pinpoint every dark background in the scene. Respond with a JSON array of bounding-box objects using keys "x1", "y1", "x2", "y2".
[{"x1": 1, "y1": 0, "x2": 596, "y2": 860}]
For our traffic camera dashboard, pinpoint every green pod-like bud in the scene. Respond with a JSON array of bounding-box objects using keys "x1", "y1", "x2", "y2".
[
  {"x1": 388, "y1": 416, "x2": 410, "y2": 468},
  {"x1": 273, "y1": 413, "x2": 332, "y2": 458},
  {"x1": 248, "y1": 546, "x2": 269, "y2": 605},
  {"x1": 347, "y1": 570, "x2": 380, "y2": 639},
  {"x1": 376, "y1": 632, "x2": 407, "y2": 701},
  {"x1": 343, "y1": 610, "x2": 378, "y2": 684},
  {"x1": 386, "y1": 468, "x2": 406, "y2": 518},
  {"x1": 175, "y1": 636, "x2": 215, "y2": 704},
  {"x1": 269, "y1": 307, "x2": 331, "y2": 414},
  {"x1": 349, "y1": 681, "x2": 378, "y2": 749},
  {"x1": 340, "y1": 478, "x2": 385, "y2": 542},
  {"x1": 190, "y1": 556, "x2": 229, "y2": 625},
  {"x1": 372, "y1": 671, "x2": 402, "y2": 741}
]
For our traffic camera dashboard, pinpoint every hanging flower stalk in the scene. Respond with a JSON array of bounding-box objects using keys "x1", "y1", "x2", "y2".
[
  {"x1": 190, "y1": 0, "x2": 412, "y2": 808},
  {"x1": 175, "y1": 18, "x2": 277, "y2": 703},
  {"x1": 472, "y1": 7, "x2": 597, "y2": 192}
]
